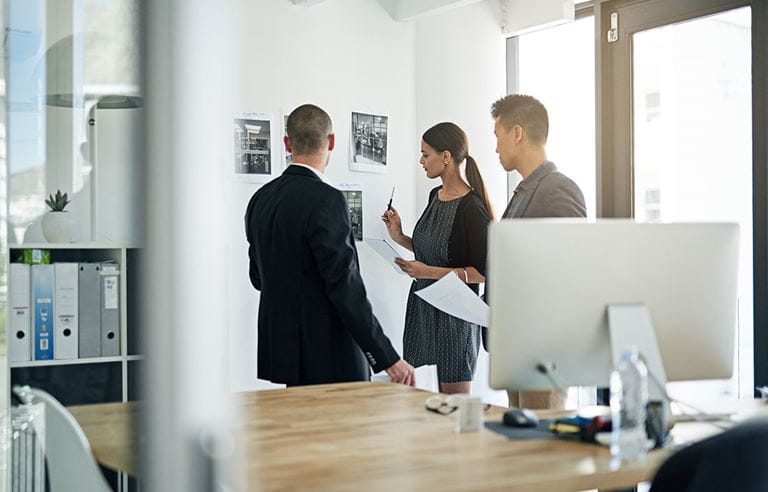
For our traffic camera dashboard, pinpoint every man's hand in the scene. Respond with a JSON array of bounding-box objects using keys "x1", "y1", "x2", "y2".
[{"x1": 385, "y1": 359, "x2": 416, "y2": 386}]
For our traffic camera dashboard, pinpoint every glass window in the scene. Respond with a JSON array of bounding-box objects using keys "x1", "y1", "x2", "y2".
[
  {"x1": 517, "y1": 15, "x2": 596, "y2": 219},
  {"x1": 633, "y1": 7, "x2": 752, "y2": 400}
]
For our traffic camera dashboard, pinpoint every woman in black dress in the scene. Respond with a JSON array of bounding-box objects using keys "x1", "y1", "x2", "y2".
[{"x1": 382, "y1": 122, "x2": 494, "y2": 394}]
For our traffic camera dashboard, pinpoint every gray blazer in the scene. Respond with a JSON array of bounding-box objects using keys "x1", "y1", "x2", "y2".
[{"x1": 502, "y1": 161, "x2": 586, "y2": 219}]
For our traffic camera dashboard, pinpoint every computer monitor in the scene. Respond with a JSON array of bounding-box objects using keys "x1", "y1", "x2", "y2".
[{"x1": 487, "y1": 220, "x2": 739, "y2": 391}]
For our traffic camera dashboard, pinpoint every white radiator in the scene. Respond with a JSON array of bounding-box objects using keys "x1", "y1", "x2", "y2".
[{"x1": 11, "y1": 388, "x2": 45, "y2": 492}]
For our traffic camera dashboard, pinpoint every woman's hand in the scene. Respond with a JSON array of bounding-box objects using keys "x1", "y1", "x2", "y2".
[
  {"x1": 381, "y1": 206, "x2": 403, "y2": 241},
  {"x1": 394, "y1": 259, "x2": 433, "y2": 279}
]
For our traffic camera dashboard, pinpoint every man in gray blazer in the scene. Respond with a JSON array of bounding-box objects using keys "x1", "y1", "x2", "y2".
[
  {"x1": 491, "y1": 94, "x2": 586, "y2": 409},
  {"x1": 492, "y1": 94, "x2": 586, "y2": 219}
]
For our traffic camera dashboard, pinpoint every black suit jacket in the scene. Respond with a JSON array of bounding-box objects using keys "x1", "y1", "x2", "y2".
[{"x1": 245, "y1": 165, "x2": 399, "y2": 385}]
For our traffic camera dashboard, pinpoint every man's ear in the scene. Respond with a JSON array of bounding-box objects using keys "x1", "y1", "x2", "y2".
[
  {"x1": 284, "y1": 136, "x2": 292, "y2": 153},
  {"x1": 328, "y1": 133, "x2": 336, "y2": 152},
  {"x1": 511, "y1": 125, "x2": 523, "y2": 144}
]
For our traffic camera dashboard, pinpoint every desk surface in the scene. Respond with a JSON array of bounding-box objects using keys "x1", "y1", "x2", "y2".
[
  {"x1": 68, "y1": 401, "x2": 140, "y2": 477},
  {"x1": 69, "y1": 382, "x2": 767, "y2": 491}
]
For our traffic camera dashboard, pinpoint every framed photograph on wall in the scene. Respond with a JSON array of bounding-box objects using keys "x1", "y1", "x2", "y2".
[
  {"x1": 337, "y1": 183, "x2": 364, "y2": 241},
  {"x1": 281, "y1": 113, "x2": 293, "y2": 168},
  {"x1": 349, "y1": 109, "x2": 388, "y2": 174},
  {"x1": 233, "y1": 112, "x2": 278, "y2": 182}
]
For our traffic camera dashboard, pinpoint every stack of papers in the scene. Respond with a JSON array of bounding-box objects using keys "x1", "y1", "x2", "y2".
[{"x1": 415, "y1": 272, "x2": 489, "y2": 327}]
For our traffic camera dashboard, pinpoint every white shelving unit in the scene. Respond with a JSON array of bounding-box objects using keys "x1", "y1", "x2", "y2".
[{"x1": 9, "y1": 243, "x2": 142, "y2": 403}]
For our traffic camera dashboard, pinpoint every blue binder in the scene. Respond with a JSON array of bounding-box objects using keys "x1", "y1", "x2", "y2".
[{"x1": 32, "y1": 264, "x2": 54, "y2": 360}]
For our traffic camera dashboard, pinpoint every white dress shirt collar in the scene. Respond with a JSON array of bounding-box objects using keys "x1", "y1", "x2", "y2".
[{"x1": 290, "y1": 163, "x2": 333, "y2": 186}]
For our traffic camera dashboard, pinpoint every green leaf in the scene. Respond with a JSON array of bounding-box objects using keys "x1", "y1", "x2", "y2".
[{"x1": 45, "y1": 189, "x2": 71, "y2": 210}]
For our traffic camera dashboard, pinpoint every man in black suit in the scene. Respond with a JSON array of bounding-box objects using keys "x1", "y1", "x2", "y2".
[{"x1": 245, "y1": 104, "x2": 415, "y2": 387}]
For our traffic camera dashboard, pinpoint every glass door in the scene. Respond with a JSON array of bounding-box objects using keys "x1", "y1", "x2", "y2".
[
  {"x1": 599, "y1": 0, "x2": 762, "y2": 401},
  {"x1": 632, "y1": 7, "x2": 752, "y2": 401}
]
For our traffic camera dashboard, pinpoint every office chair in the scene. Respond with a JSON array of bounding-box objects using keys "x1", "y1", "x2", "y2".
[
  {"x1": 29, "y1": 388, "x2": 111, "y2": 492},
  {"x1": 650, "y1": 417, "x2": 768, "y2": 492}
]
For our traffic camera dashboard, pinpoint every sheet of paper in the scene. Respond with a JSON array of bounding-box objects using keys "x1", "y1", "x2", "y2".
[
  {"x1": 415, "y1": 272, "x2": 489, "y2": 327},
  {"x1": 364, "y1": 238, "x2": 407, "y2": 275}
]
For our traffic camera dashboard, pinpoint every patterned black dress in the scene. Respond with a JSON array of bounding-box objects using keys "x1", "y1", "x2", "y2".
[{"x1": 403, "y1": 188, "x2": 490, "y2": 383}]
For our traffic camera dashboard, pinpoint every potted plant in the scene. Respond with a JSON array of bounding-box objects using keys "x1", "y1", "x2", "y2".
[{"x1": 41, "y1": 190, "x2": 75, "y2": 243}]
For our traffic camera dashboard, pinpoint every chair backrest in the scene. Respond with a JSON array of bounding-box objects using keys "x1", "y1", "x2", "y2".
[
  {"x1": 28, "y1": 389, "x2": 111, "y2": 492},
  {"x1": 651, "y1": 417, "x2": 768, "y2": 492}
]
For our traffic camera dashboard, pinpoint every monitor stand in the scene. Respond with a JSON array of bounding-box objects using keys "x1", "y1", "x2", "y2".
[{"x1": 607, "y1": 303, "x2": 671, "y2": 432}]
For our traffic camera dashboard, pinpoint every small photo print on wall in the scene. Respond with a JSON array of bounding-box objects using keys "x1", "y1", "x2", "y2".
[
  {"x1": 282, "y1": 114, "x2": 293, "y2": 167},
  {"x1": 350, "y1": 111, "x2": 388, "y2": 174},
  {"x1": 338, "y1": 183, "x2": 364, "y2": 241},
  {"x1": 234, "y1": 113, "x2": 277, "y2": 182}
]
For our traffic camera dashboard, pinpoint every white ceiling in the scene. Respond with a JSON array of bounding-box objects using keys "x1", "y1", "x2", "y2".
[
  {"x1": 288, "y1": 0, "x2": 576, "y2": 34},
  {"x1": 289, "y1": 0, "x2": 485, "y2": 21},
  {"x1": 375, "y1": 0, "x2": 485, "y2": 21}
]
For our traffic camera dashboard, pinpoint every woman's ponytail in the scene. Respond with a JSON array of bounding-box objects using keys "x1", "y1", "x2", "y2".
[{"x1": 464, "y1": 154, "x2": 495, "y2": 220}]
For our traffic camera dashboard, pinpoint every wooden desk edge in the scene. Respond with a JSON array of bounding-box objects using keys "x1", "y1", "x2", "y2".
[{"x1": 68, "y1": 401, "x2": 140, "y2": 477}]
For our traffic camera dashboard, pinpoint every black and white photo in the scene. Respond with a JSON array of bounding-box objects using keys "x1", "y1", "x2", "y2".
[
  {"x1": 282, "y1": 114, "x2": 293, "y2": 167},
  {"x1": 338, "y1": 184, "x2": 364, "y2": 241},
  {"x1": 234, "y1": 114, "x2": 273, "y2": 179},
  {"x1": 350, "y1": 111, "x2": 388, "y2": 173}
]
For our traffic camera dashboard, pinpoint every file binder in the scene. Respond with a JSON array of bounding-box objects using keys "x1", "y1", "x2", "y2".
[
  {"x1": 31, "y1": 264, "x2": 54, "y2": 360},
  {"x1": 9, "y1": 264, "x2": 31, "y2": 362},
  {"x1": 79, "y1": 263, "x2": 102, "y2": 358},
  {"x1": 100, "y1": 263, "x2": 120, "y2": 357},
  {"x1": 54, "y1": 263, "x2": 79, "y2": 360}
]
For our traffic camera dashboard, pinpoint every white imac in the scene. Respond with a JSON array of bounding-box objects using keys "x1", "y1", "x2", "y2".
[{"x1": 487, "y1": 220, "x2": 739, "y2": 393}]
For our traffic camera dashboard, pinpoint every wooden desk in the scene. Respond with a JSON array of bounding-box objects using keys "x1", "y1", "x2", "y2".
[
  {"x1": 69, "y1": 382, "x2": 767, "y2": 491},
  {"x1": 67, "y1": 401, "x2": 140, "y2": 477}
]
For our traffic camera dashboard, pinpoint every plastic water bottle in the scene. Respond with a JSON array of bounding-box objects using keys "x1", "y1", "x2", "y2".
[{"x1": 610, "y1": 347, "x2": 649, "y2": 461}]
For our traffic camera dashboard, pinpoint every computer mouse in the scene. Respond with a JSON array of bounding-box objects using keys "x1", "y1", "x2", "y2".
[{"x1": 503, "y1": 408, "x2": 540, "y2": 428}]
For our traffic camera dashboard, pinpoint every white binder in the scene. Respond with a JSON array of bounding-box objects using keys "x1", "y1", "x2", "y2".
[
  {"x1": 9, "y1": 264, "x2": 31, "y2": 362},
  {"x1": 54, "y1": 263, "x2": 79, "y2": 360}
]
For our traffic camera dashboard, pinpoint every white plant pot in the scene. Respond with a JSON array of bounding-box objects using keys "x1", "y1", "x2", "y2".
[{"x1": 41, "y1": 211, "x2": 75, "y2": 243}]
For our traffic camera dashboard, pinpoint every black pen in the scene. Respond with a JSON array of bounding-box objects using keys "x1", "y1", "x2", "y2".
[{"x1": 387, "y1": 187, "x2": 395, "y2": 211}]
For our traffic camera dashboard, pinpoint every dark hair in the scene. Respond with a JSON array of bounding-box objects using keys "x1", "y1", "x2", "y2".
[
  {"x1": 490, "y1": 94, "x2": 549, "y2": 144},
  {"x1": 286, "y1": 104, "x2": 333, "y2": 155},
  {"x1": 422, "y1": 122, "x2": 495, "y2": 220}
]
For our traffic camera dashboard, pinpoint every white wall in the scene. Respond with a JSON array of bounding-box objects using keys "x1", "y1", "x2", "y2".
[
  {"x1": 413, "y1": 0, "x2": 509, "y2": 405},
  {"x1": 414, "y1": 0, "x2": 508, "y2": 215},
  {"x1": 227, "y1": 0, "x2": 420, "y2": 391}
]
